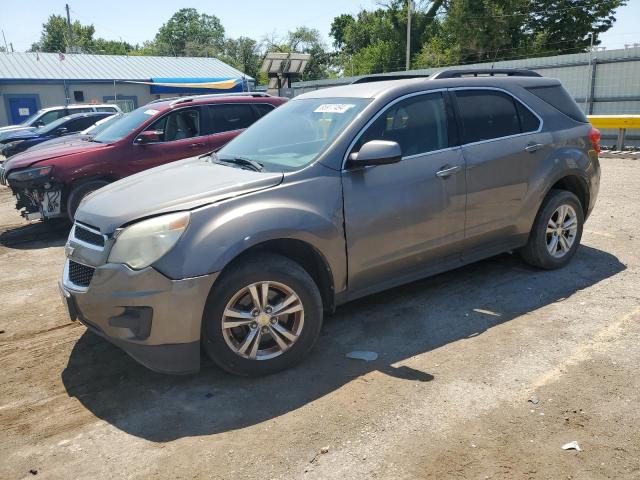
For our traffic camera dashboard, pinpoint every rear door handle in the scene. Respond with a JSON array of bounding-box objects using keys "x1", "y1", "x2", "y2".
[
  {"x1": 189, "y1": 142, "x2": 206, "y2": 148},
  {"x1": 435, "y1": 165, "x2": 462, "y2": 178},
  {"x1": 525, "y1": 143, "x2": 545, "y2": 153}
]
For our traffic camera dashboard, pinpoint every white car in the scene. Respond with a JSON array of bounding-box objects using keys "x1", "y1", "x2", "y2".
[{"x1": 0, "y1": 104, "x2": 122, "y2": 141}]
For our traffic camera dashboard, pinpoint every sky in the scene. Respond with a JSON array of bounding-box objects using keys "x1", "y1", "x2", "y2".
[{"x1": 1, "y1": 0, "x2": 639, "y2": 53}]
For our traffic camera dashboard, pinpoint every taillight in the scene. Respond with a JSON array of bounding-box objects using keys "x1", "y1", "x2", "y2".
[{"x1": 588, "y1": 126, "x2": 601, "y2": 154}]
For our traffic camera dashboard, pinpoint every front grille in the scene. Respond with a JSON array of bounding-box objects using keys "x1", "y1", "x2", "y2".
[
  {"x1": 68, "y1": 260, "x2": 95, "y2": 287},
  {"x1": 74, "y1": 224, "x2": 105, "y2": 247}
]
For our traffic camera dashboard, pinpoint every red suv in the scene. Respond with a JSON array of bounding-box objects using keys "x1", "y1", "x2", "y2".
[{"x1": 0, "y1": 93, "x2": 287, "y2": 221}]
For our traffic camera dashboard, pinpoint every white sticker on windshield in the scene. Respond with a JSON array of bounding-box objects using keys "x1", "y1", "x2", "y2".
[
  {"x1": 144, "y1": 109, "x2": 160, "y2": 116},
  {"x1": 313, "y1": 104, "x2": 356, "y2": 114}
]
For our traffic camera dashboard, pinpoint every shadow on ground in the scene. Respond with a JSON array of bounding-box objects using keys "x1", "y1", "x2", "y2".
[
  {"x1": 61, "y1": 245, "x2": 624, "y2": 442},
  {"x1": 0, "y1": 219, "x2": 69, "y2": 249}
]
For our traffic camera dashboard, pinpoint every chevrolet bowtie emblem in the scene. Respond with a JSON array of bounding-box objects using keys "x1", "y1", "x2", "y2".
[{"x1": 65, "y1": 243, "x2": 75, "y2": 258}]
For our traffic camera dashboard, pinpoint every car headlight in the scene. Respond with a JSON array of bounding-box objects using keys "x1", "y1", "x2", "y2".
[
  {"x1": 7, "y1": 165, "x2": 53, "y2": 182},
  {"x1": 108, "y1": 212, "x2": 190, "y2": 269},
  {"x1": 2, "y1": 140, "x2": 24, "y2": 151}
]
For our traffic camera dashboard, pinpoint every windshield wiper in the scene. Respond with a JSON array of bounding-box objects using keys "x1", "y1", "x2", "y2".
[{"x1": 216, "y1": 155, "x2": 264, "y2": 172}]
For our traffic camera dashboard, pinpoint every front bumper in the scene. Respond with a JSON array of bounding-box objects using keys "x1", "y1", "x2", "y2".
[{"x1": 60, "y1": 260, "x2": 218, "y2": 374}]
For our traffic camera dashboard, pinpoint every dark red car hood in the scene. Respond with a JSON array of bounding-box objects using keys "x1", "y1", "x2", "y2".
[{"x1": 3, "y1": 140, "x2": 108, "y2": 171}]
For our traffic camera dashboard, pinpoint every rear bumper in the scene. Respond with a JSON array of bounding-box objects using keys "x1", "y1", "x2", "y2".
[{"x1": 60, "y1": 261, "x2": 218, "y2": 374}]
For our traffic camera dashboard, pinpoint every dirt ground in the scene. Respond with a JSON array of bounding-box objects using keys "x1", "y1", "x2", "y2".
[{"x1": 1, "y1": 156, "x2": 639, "y2": 480}]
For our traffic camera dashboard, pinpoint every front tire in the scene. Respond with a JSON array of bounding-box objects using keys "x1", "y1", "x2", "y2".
[
  {"x1": 66, "y1": 180, "x2": 110, "y2": 222},
  {"x1": 201, "y1": 253, "x2": 323, "y2": 376},
  {"x1": 519, "y1": 189, "x2": 584, "y2": 269}
]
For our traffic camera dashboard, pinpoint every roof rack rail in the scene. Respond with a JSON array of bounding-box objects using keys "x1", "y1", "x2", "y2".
[
  {"x1": 351, "y1": 74, "x2": 430, "y2": 84},
  {"x1": 147, "y1": 96, "x2": 181, "y2": 104},
  {"x1": 430, "y1": 68, "x2": 541, "y2": 79},
  {"x1": 169, "y1": 91, "x2": 272, "y2": 106}
]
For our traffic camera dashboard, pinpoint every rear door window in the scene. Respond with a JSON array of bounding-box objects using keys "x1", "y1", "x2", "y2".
[
  {"x1": 38, "y1": 109, "x2": 67, "y2": 125},
  {"x1": 209, "y1": 104, "x2": 258, "y2": 134},
  {"x1": 147, "y1": 107, "x2": 201, "y2": 142},
  {"x1": 515, "y1": 101, "x2": 540, "y2": 133},
  {"x1": 253, "y1": 103, "x2": 276, "y2": 118},
  {"x1": 60, "y1": 116, "x2": 99, "y2": 133},
  {"x1": 69, "y1": 107, "x2": 94, "y2": 114},
  {"x1": 354, "y1": 92, "x2": 449, "y2": 157},
  {"x1": 455, "y1": 90, "x2": 521, "y2": 144}
]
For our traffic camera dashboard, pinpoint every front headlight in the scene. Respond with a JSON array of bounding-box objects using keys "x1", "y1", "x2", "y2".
[
  {"x1": 108, "y1": 212, "x2": 190, "y2": 270},
  {"x1": 7, "y1": 165, "x2": 53, "y2": 182},
  {"x1": 3, "y1": 140, "x2": 24, "y2": 151}
]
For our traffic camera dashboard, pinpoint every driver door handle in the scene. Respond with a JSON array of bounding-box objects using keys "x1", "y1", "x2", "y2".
[
  {"x1": 189, "y1": 142, "x2": 206, "y2": 148},
  {"x1": 435, "y1": 165, "x2": 462, "y2": 178},
  {"x1": 525, "y1": 143, "x2": 545, "y2": 153}
]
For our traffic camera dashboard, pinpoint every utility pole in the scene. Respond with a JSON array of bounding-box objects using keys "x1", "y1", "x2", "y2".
[
  {"x1": 65, "y1": 4, "x2": 74, "y2": 53},
  {"x1": 9, "y1": 42, "x2": 14, "y2": 52},
  {"x1": 584, "y1": 32, "x2": 594, "y2": 112},
  {"x1": 1, "y1": 30, "x2": 8, "y2": 52},
  {"x1": 405, "y1": 0, "x2": 412, "y2": 70}
]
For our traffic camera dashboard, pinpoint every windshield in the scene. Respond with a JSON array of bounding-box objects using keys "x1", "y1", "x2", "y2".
[
  {"x1": 82, "y1": 113, "x2": 123, "y2": 135},
  {"x1": 92, "y1": 106, "x2": 160, "y2": 143},
  {"x1": 35, "y1": 115, "x2": 71, "y2": 135},
  {"x1": 218, "y1": 97, "x2": 371, "y2": 171},
  {"x1": 20, "y1": 112, "x2": 40, "y2": 126}
]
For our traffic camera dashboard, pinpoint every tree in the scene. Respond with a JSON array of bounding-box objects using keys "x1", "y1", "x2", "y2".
[
  {"x1": 90, "y1": 38, "x2": 136, "y2": 55},
  {"x1": 329, "y1": 1, "x2": 446, "y2": 75},
  {"x1": 526, "y1": 0, "x2": 627, "y2": 54},
  {"x1": 262, "y1": 27, "x2": 334, "y2": 81},
  {"x1": 223, "y1": 37, "x2": 263, "y2": 81},
  {"x1": 414, "y1": 0, "x2": 627, "y2": 68},
  {"x1": 30, "y1": 14, "x2": 95, "y2": 52},
  {"x1": 153, "y1": 8, "x2": 225, "y2": 56}
]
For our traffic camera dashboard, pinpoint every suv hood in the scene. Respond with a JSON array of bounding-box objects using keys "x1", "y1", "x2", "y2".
[
  {"x1": 0, "y1": 126, "x2": 35, "y2": 141},
  {"x1": 2, "y1": 129, "x2": 40, "y2": 142},
  {"x1": 3, "y1": 140, "x2": 107, "y2": 171},
  {"x1": 75, "y1": 156, "x2": 285, "y2": 233}
]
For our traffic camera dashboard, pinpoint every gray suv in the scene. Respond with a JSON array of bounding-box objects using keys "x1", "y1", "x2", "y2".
[{"x1": 59, "y1": 69, "x2": 601, "y2": 376}]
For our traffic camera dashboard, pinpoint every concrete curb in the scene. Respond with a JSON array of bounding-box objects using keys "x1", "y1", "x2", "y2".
[{"x1": 600, "y1": 151, "x2": 640, "y2": 159}]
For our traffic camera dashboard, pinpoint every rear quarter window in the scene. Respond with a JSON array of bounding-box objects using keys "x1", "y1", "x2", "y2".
[
  {"x1": 254, "y1": 103, "x2": 276, "y2": 118},
  {"x1": 96, "y1": 106, "x2": 119, "y2": 113},
  {"x1": 526, "y1": 85, "x2": 588, "y2": 123}
]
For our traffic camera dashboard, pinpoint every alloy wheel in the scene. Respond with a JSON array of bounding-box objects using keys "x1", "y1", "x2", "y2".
[
  {"x1": 546, "y1": 204, "x2": 578, "y2": 258},
  {"x1": 221, "y1": 281, "x2": 305, "y2": 360}
]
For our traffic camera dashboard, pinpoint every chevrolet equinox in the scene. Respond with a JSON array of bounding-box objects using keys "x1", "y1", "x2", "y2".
[{"x1": 59, "y1": 69, "x2": 601, "y2": 376}]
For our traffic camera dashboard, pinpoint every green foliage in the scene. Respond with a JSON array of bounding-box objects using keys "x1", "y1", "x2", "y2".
[
  {"x1": 25, "y1": 1, "x2": 627, "y2": 84},
  {"x1": 30, "y1": 14, "x2": 95, "y2": 52},
  {"x1": 90, "y1": 38, "x2": 137, "y2": 55},
  {"x1": 525, "y1": 0, "x2": 627, "y2": 54},
  {"x1": 334, "y1": 0, "x2": 626, "y2": 73},
  {"x1": 262, "y1": 27, "x2": 335, "y2": 81},
  {"x1": 152, "y1": 8, "x2": 225, "y2": 56},
  {"x1": 329, "y1": 1, "x2": 444, "y2": 75},
  {"x1": 222, "y1": 37, "x2": 262, "y2": 81},
  {"x1": 414, "y1": 0, "x2": 626, "y2": 69}
]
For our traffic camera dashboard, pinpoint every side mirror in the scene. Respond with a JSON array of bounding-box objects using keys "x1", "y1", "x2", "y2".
[
  {"x1": 134, "y1": 130, "x2": 161, "y2": 144},
  {"x1": 55, "y1": 127, "x2": 68, "y2": 136},
  {"x1": 347, "y1": 140, "x2": 401, "y2": 168}
]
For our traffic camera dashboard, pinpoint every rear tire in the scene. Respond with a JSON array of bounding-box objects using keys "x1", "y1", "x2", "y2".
[
  {"x1": 201, "y1": 253, "x2": 323, "y2": 376},
  {"x1": 519, "y1": 189, "x2": 584, "y2": 269},
  {"x1": 66, "y1": 180, "x2": 110, "y2": 222}
]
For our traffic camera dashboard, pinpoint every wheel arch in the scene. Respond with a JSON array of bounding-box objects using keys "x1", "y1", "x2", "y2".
[
  {"x1": 547, "y1": 173, "x2": 589, "y2": 216},
  {"x1": 218, "y1": 238, "x2": 336, "y2": 313}
]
